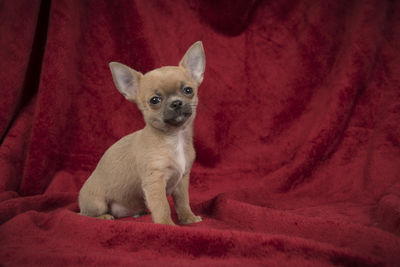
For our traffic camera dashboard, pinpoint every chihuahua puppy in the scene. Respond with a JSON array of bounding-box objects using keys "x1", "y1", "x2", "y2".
[{"x1": 78, "y1": 41, "x2": 205, "y2": 225}]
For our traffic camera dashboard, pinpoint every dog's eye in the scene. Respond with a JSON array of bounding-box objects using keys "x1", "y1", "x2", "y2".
[
  {"x1": 149, "y1": 96, "x2": 162, "y2": 105},
  {"x1": 182, "y1": 87, "x2": 193, "y2": 95}
]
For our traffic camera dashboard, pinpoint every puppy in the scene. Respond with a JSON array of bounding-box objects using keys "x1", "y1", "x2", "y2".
[{"x1": 78, "y1": 41, "x2": 205, "y2": 225}]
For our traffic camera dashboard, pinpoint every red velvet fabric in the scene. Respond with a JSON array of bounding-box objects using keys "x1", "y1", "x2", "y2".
[{"x1": 1, "y1": 0, "x2": 400, "y2": 265}]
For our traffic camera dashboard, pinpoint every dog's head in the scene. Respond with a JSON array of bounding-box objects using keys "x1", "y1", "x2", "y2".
[{"x1": 109, "y1": 41, "x2": 205, "y2": 132}]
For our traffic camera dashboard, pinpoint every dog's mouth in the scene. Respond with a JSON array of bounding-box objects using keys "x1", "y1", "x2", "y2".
[{"x1": 163, "y1": 108, "x2": 192, "y2": 127}]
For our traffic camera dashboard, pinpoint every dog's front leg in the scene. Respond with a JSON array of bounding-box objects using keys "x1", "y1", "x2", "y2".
[
  {"x1": 172, "y1": 173, "x2": 202, "y2": 224},
  {"x1": 142, "y1": 172, "x2": 175, "y2": 225}
]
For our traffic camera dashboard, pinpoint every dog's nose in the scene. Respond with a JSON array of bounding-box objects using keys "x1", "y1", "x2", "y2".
[{"x1": 170, "y1": 100, "x2": 183, "y2": 110}]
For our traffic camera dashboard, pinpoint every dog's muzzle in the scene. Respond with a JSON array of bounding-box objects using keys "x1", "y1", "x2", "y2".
[{"x1": 163, "y1": 100, "x2": 192, "y2": 126}]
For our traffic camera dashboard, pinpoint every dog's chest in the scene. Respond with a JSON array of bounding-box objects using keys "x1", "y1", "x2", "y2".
[
  {"x1": 165, "y1": 131, "x2": 186, "y2": 194},
  {"x1": 175, "y1": 132, "x2": 186, "y2": 174}
]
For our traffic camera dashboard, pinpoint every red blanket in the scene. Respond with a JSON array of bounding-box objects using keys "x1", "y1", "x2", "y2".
[{"x1": 1, "y1": 0, "x2": 400, "y2": 266}]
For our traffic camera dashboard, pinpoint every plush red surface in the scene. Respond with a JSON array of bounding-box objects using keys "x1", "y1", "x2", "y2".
[{"x1": 1, "y1": 0, "x2": 400, "y2": 266}]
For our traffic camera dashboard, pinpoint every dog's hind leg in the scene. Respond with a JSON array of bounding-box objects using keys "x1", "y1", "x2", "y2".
[{"x1": 79, "y1": 193, "x2": 114, "y2": 220}]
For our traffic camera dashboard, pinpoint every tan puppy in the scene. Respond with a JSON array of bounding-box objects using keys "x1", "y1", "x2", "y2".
[{"x1": 79, "y1": 41, "x2": 205, "y2": 225}]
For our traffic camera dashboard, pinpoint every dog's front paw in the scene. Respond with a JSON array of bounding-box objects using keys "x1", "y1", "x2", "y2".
[
  {"x1": 96, "y1": 214, "x2": 115, "y2": 220},
  {"x1": 179, "y1": 214, "x2": 202, "y2": 225}
]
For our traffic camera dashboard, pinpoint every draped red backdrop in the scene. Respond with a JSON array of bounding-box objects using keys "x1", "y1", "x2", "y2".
[{"x1": 1, "y1": 0, "x2": 400, "y2": 266}]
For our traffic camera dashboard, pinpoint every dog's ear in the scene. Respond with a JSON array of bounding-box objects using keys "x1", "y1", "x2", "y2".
[
  {"x1": 179, "y1": 41, "x2": 205, "y2": 84},
  {"x1": 109, "y1": 62, "x2": 142, "y2": 102}
]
